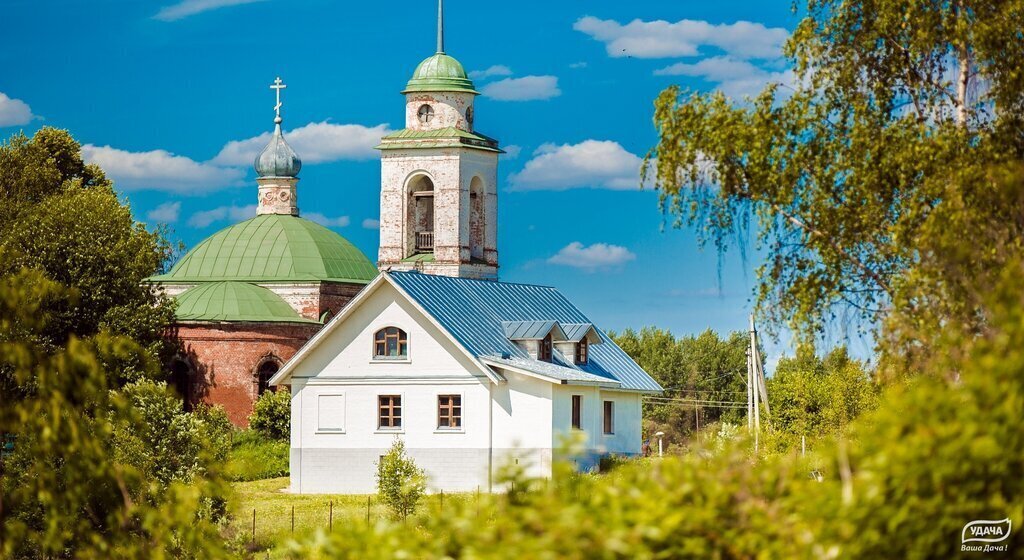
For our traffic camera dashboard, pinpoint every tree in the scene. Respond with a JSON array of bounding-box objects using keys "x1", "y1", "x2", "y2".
[
  {"x1": 376, "y1": 438, "x2": 426, "y2": 520},
  {"x1": 0, "y1": 259, "x2": 228, "y2": 559},
  {"x1": 249, "y1": 389, "x2": 291, "y2": 441},
  {"x1": 645, "y1": 0, "x2": 1024, "y2": 371},
  {"x1": 0, "y1": 128, "x2": 177, "y2": 383}
]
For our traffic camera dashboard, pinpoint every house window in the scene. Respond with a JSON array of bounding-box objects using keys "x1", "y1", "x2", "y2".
[
  {"x1": 374, "y1": 327, "x2": 408, "y2": 359},
  {"x1": 378, "y1": 395, "x2": 402, "y2": 429},
  {"x1": 539, "y1": 333, "x2": 553, "y2": 362},
  {"x1": 437, "y1": 395, "x2": 462, "y2": 429},
  {"x1": 571, "y1": 395, "x2": 582, "y2": 430},
  {"x1": 603, "y1": 400, "x2": 614, "y2": 434},
  {"x1": 575, "y1": 338, "x2": 589, "y2": 365}
]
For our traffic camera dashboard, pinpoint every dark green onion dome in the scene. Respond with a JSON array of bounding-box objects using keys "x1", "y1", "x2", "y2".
[
  {"x1": 174, "y1": 281, "x2": 317, "y2": 323},
  {"x1": 403, "y1": 53, "x2": 478, "y2": 94},
  {"x1": 254, "y1": 118, "x2": 302, "y2": 178},
  {"x1": 149, "y1": 214, "x2": 378, "y2": 284}
]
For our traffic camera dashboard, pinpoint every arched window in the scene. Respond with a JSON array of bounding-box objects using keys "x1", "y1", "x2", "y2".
[
  {"x1": 469, "y1": 176, "x2": 485, "y2": 261},
  {"x1": 407, "y1": 174, "x2": 435, "y2": 255},
  {"x1": 374, "y1": 327, "x2": 409, "y2": 359},
  {"x1": 169, "y1": 358, "x2": 193, "y2": 412},
  {"x1": 256, "y1": 359, "x2": 280, "y2": 397}
]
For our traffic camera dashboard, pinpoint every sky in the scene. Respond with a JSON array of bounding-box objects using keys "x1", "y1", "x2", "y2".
[{"x1": 0, "y1": 0, "x2": 874, "y2": 370}]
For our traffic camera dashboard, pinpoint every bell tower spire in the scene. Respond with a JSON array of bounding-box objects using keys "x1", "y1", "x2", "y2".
[{"x1": 436, "y1": 0, "x2": 444, "y2": 54}]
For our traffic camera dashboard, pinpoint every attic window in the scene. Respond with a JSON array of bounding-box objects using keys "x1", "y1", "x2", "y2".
[
  {"x1": 539, "y1": 333, "x2": 553, "y2": 362},
  {"x1": 374, "y1": 327, "x2": 408, "y2": 359},
  {"x1": 417, "y1": 104, "x2": 434, "y2": 124},
  {"x1": 575, "y1": 338, "x2": 589, "y2": 365}
]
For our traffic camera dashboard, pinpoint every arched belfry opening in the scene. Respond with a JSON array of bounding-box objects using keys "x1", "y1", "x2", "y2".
[
  {"x1": 469, "y1": 176, "x2": 485, "y2": 261},
  {"x1": 169, "y1": 358, "x2": 194, "y2": 411},
  {"x1": 407, "y1": 174, "x2": 435, "y2": 256},
  {"x1": 255, "y1": 356, "x2": 282, "y2": 397}
]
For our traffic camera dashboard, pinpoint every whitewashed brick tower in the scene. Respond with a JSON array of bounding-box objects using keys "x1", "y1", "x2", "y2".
[{"x1": 376, "y1": 0, "x2": 500, "y2": 280}]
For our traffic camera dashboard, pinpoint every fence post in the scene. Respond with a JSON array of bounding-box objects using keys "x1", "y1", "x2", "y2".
[
  {"x1": 366, "y1": 495, "x2": 371, "y2": 524},
  {"x1": 251, "y1": 508, "x2": 256, "y2": 545},
  {"x1": 440, "y1": 489, "x2": 444, "y2": 512},
  {"x1": 476, "y1": 486, "x2": 480, "y2": 517},
  {"x1": 291, "y1": 505, "x2": 295, "y2": 533},
  {"x1": 329, "y1": 500, "x2": 333, "y2": 532}
]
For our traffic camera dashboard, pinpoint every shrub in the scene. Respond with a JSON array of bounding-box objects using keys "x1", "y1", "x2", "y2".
[
  {"x1": 226, "y1": 430, "x2": 289, "y2": 481},
  {"x1": 376, "y1": 438, "x2": 426, "y2": 519},
  {"x1": 249, "y1": 389, "x2": 290, "y2": 441}
]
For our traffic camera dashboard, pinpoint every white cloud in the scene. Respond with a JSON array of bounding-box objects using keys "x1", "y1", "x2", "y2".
[
  {"x1": 154, "y1": 0, "x2": 266, "y2": 21},
  {"x1": 654, "y1": 56, "x2": 796, "y2": 98},
  {"x1": 469, "y1": 65, "x2": 513, "y2": 80},
  {"x1": 81, "y1": 144, "x2": 244, "y2": 193},
  {"x1": 502, "y1": 145, "x2": 522, "y2": 159},
  {"x1": 655, "y1": 56, "x2": 796, "y2": 98},
  {"x1": 0, "y1": 92, "x2": 36, "y2": 127},
  {"x1": 305, "y1": 213, "x2": 350, "y2": 227},
  {"x1": 146, "y1": 201, "x2": 181, "y2": 223},
  {"x1": 510, "y1": 140, "x2": 644, "y2": 191},
  {"x1": 481, "y1": 76, "x2": 561, "y2": 101},
  {"x1": 212, "y1": 121, "x2": 390, "y2": 166},
  {"x1": 187, "y1": 204, "x2": 256, "y2": 228},
  {"x1": 574, "y1": 16, "x2": 788, "y2": 60},
  {"x1": 362, "y1": 218, "x2": 380, "y2": 229},
  {"x1": 548, "y1": 242, "x2": 636, "y2": 270}
]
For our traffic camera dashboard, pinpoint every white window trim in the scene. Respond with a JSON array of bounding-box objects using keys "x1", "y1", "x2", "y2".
[
  {"x1": 375, "y1": 391, "x2": 406, "y2": 434},
  {"x1": 315, "y1": 392, "x2": 346, "y2": 434},
  {"x1": 434, "y1": 391, "x2": 466, "y2": 433}
]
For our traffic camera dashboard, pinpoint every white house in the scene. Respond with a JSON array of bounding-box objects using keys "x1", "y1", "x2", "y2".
[{"x1": 268, "y1": 271, "x2": 662, "y2": 494}]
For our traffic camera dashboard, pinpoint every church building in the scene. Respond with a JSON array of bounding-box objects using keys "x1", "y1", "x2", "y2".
[
  {"x1": 147, "y1": 84, "x2": 378, "y2": 425},
  {"x1": 267, "y1": 2, "x2": 661, "y2": 493}
]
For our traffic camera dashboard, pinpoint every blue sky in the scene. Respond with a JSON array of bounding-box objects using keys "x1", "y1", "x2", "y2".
[{"x1": 0, "y1": 0, "x2": 873, "y2": 368}]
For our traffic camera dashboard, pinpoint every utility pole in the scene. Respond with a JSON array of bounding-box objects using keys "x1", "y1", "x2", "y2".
[{"x1": 746, "y1": 348, "x2": 754, "y2": 431}]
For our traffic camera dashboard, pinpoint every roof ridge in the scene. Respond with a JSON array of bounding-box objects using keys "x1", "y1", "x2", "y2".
[{"x1": 389, "y1": 270, "x2": 557, "y2": 290}]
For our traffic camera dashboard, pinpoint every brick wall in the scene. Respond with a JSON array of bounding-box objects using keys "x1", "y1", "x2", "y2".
[{"x1": 175, "y1": 322, "x2": 321, "y2": 426}]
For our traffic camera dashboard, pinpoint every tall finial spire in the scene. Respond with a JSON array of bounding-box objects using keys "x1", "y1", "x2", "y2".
[
  {"x1": 270, "y1": 76, "x2": 287, "y2": 125},
  {"x1": 436, "y1": 0, "x2": 444, "y2": 53}
]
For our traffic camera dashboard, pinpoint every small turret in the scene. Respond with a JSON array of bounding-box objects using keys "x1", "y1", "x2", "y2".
[{"x1": 255, "y1": 77, "x2": 300, "y2": 216}]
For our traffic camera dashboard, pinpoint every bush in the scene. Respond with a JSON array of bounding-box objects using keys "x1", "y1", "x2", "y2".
[
  {"x1": 249, "y1": 389, "x2": 290, "y2": 441},
  {"x1": 226, "y1": 430, "x2": 289, "y2": 481},
  {"x1": 376, "y1": 439, "x2": 426, "y2": 520}
]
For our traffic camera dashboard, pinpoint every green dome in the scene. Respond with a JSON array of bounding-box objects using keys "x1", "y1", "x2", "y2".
[
  {"x1": 174, "y1": 281, "x2": 316, "y2": 323},
  {"x1": 150, "y1": 214, "x2": 378, "y2": 284},
  {"x1": 403, "y1": 53, "x2": 478, "y2": 94}
]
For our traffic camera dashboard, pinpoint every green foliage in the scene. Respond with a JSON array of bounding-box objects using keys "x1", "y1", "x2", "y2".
[
  {"x1": 0, "y1": 261, "x2": 229, "y2": 559},
  {"x1": 249, "y1": 388, "x2": 291, "y2": 441},
  {"x1": 765, "y1": 346, "x2": 880, "y2": 452},
  {"x1": 113, "y1": 381, "x2": 232, "y2": 486},
  {"x1": 646, "y1": 0, "x2": 1024, "y2": 365},
  {"x1": 375, "y1": 438, "x2": 426, "y2": 520},
  {"x1": 612, "y1": 327, "x2": 752, "y2": 448},
  {"x1": 0, "y1": 128, "x2": 176, "y2": 383},
  {"x1": 226, "y1": 430, "x2": 289, "y2": 482}
]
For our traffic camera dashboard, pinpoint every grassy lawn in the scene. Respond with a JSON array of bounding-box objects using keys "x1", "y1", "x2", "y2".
[
  {"x1": 225, "y1": 431, "x2": 289, "y2": 482},
  {"x1": 225, "y1": 477, "x2": 483, "y2": 557}
]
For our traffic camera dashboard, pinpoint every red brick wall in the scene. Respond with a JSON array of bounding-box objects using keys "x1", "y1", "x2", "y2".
[{"x1": 175, "y1": 322, "x2": 321, "y2": 426}]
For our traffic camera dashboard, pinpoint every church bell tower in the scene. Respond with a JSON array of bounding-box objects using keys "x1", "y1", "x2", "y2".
[{"x1": 376, "y1": 0, "x2": 500, "y2": 280}]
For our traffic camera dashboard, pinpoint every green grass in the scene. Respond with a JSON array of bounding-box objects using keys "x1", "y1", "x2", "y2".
[
  {"x1": 224, "y1": 478, "x2": 482, "y2": 557},
  {"x1": 225, "y1": 430, "x2": 289, "y2": 482}
]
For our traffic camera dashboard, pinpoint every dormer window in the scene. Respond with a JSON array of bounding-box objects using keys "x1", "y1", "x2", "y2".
[
  {"x1": 575, "y1": 338, "x2": 589, "y2": 365},
  {"x1": 539, "y1": 333, "x2": 553, "y2": 362},
  {"x1": 373, "y1": 327, "x2": 408, "y2": 359}
]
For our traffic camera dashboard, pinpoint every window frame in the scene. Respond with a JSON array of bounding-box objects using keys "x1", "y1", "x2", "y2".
[
  {"x1": 539, "y1": 333, "x2": 553, "y2": 362},
  {"x1": 373, "y1": 327, "x2": 409, "y2": 361},
  {"x1": 575, "y1": 338, "x2": 589, "y2": 365},
  {"x1": 377, "y1": 394, "x2": 403, "y2": 431},
  {"x1": 571, "y1": 394, "x2": 582, "y2": 430},
  {"x1": 436, "y1": 394, "x2": 464, "y2": 431},
  {"x1": 603, "y1": 400, "x2": 614, "y2": 435}
]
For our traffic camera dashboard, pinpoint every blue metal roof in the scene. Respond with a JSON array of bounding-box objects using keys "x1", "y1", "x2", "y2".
[
  {"x1": 390, "y1": 271, "x2": 662, "y2": 392},
  {"x1": 502, "y1": 320, "x2": 563, "y2": 340},
  {"x1": 561, "y1": 322, "x2": 597, "y2": 342}
]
